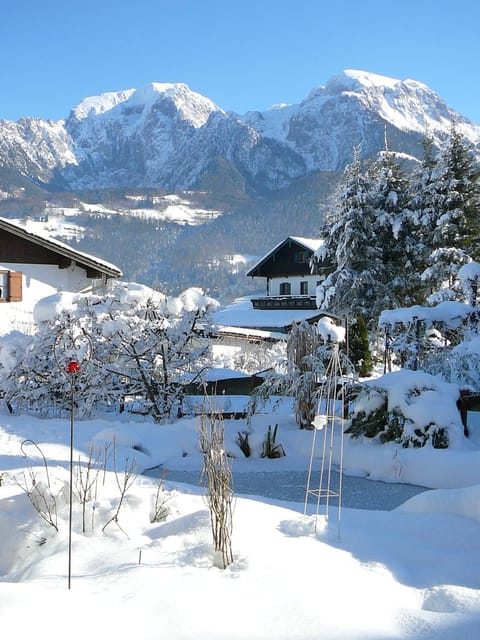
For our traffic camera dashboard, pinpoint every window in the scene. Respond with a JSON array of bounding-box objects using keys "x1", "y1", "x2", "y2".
[
  {"x1": 0, "y1": 271, "x2": 7, "y2": 300},
  {"x1": 300, "y1": 281, "x2": 309, "y2": 295},
  {"x1": 279, "y1": 282, "x2": 291, "y2": 296},
  {"x1": 0, "y1": 271, "x2": 22, "y2": 302}
]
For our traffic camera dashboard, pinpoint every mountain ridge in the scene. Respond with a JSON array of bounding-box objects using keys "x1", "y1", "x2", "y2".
[{"x1": 1, "y1": 69, "x2": 479, "y2": 195}]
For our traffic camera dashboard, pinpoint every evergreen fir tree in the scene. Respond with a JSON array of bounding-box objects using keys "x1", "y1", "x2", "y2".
[
  {"x1": 407, "y1": 133, "x2": 442, "y2": 301},
  {"x1": 417, "y1": 125, "x2": 480, "y2": 302},
  {"x1": 316, "y1": 151, "x2": 384, "y2": 323},
  {"x1": 317, "y1": 148, "x2": 416, "y2": 325},
  {"x1": 431, "y1": 123, "x2": 480, "y2": 256},
  {"x1": 368, "y1": 150, "x2": 416, "y2": 312}
]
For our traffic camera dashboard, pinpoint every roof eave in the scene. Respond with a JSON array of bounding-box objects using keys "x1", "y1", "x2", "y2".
[{"x1": 0, "y1": 218, "x2": 122, "y2": 278}]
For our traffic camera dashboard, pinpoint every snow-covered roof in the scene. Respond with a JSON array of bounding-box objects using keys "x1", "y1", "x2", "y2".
[
  {"x1": 0, "y1": 217, "x2": 122, "y2": 278},
  {"x1": 288, "y1": 236, "x2": 325, "y2": 253},
  {"x1": 379, "y1": 301, "x2": 472, "y2": 329},
  {"x1": 246, "y1": 236, "x2": 324, "y2": 277},
  {"x1": 212, "y1": 296, "x2": 334, "y2": 330},
  {"x1": 211, "y1": 325, "x2": 288, "y2": 342}
]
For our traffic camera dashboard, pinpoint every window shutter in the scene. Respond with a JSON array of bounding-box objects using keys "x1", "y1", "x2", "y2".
[{"x1": 8, "y1": 271, "x2": 23, "y2": 302}]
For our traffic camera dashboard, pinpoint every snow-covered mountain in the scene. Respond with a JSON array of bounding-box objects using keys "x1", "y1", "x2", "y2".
[
  {"x1": 244, "y1": 70, "x2": 476, "y2": 173},
  {"x1": 1, "y1": 70, "x2": 479, "y2": 193}
]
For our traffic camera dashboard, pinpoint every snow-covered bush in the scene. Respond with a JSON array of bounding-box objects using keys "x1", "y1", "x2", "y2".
[
  {"x1": 424, "y1": 335, "x2": 480, "y2": 389},
  {"x1": 0, "y1": 282, "x2": 219, "y2": 421},
  {"x1": 251, "y1": 323, "x2": 353, "y2": 430},
  {"x1": 346, "y1": 370, "x2": 466, "y2": 449},
  {"x1": 379, "y1": 301, "x2": 473, "y2": 371}
]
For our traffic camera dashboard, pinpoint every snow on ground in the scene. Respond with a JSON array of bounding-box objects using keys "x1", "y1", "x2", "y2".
[
  {"x1": 1, "y1": 401, "x2": 480, "y2": 639},
  {"x1": 80, "y1": 197, "x2": 222, "y2": 226},
  {"x1": 11, "y1": 213, "x2": 86, "y2": 242}
]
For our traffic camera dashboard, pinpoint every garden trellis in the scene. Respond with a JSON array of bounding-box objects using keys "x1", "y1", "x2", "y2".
[{"x1": 304, "y1": 344, "x2": 353, "y2": 538}]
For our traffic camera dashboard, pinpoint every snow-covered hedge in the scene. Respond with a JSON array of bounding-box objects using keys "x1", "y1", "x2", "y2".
[{"x1": 346, "y1": 370, "x2": 467, "y2": 449}]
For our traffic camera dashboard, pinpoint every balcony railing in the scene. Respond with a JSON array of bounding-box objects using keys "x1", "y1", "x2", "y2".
[{"x1": 251, "y1": 295, "x2": 317, "y2": 310}]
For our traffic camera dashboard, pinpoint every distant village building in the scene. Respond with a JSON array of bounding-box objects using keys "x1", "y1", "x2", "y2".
[{"x1": 0, "y1": 217, "x2": 122, "y2": 332}]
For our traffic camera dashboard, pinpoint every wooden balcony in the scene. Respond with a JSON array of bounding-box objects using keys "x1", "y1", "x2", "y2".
[{"x1": 251, "y1": 295, "x2": 317, "y2": 310}]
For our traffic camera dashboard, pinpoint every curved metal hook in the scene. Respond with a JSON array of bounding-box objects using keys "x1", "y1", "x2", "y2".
[
  {"x1": 20, "y1": 438, "x2": 51, "y2": 488},
  {"x1": 53, "y1": 327, "x2": 93, "y2": 377}
]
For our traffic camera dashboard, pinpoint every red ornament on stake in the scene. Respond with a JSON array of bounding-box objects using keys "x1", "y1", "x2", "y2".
[{"x1": 65, "y1": 360, "x2": 81, "y2": 375}]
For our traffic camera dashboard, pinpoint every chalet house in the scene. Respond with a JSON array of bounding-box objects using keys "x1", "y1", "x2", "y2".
[
  {"x1": 0, "y1": 217, "x2": 122, "y2": 329},
  {"x1": 211, "y1": 236, "x2": 340, "y2": 354},
  {"x1": 246, "y1": 236, "x2": 326, "y2": 310}
]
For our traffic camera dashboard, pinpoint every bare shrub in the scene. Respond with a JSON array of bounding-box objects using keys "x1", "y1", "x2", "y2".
[
  {"x1": 199, "y1": 410, "x2": 234, "y2": 569},
  {"x1": 150, "y1": 471, "x2": 170, "y2": 523},
  {"x1": 16, "y1": 467, "x2": 66, "y2": 532},
  {"x1": 75, "y1": 444, "x2": 102, "y2": 533},
  {"x1": 102, "y1": 439, "x2": 138, "y2": 537}
]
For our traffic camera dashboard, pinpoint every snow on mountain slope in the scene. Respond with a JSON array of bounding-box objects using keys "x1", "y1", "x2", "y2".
[
  {"x1": 62, "y1": 82, "x2": 227, "y2": 189},
  {"x1": 0, "y1": 117, "x2": 76, "y2": 182},
  {"x1": 321, "y1": 70, "x2": 461, "y2": 136},
  {"x1": 242, "y1": 70, "x2": 480, "y2": 172},
  {"x1": 10, "y1": 194, "x2": 224, "y2": 243},
  {"x1": 71, "y1": 89, "x2": 136, "y2": 121},
  {"x1": 1, "y1": 70, "x2": 480, "y2": 192},
  {"x1": 70, "y1": 83, "x2": 221, "y2": 130}
]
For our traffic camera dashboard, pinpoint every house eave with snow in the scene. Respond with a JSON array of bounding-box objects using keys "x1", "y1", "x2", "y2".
[{"x1": 0, "y1": 217, "x2": 122, "y2": 331}]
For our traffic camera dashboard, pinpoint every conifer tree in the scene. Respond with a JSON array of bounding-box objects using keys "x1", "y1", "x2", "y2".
[
  {"x1": 417, "y1": 125, "x2": 480, "y2": 302},
  {"x1": 317, "y1": 149, "x2": 414, "y2": 325},
  {"x1": 348, "y1": 316, "x2": 373, "y2": 377},
  {"x1": 431, "y1": 123, "x2": 480, "y2": 255},
  {"x1": 316, "y1": 151, "x2": 384, "y2": 323},
  {"x1": 407, "y1": 133, "x2": 440, "y2": 299}
]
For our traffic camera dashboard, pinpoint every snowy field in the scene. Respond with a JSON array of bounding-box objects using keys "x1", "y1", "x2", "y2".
[{"x1": 1, "y1": 404, "x2": 480, "y2": 640}]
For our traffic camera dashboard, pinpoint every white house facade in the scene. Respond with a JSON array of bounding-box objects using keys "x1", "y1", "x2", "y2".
[
  {"x1": 210, "y1": 236, "x2": 340, "y2": 365},
  {"x1": 0, "y1": 217, "x2": 122, "y2": 332},
  {"x1": 246, "y1": 236, "x2": 326, "y2": 310}
]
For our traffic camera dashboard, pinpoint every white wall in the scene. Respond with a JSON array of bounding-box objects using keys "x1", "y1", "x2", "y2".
[
  {"x1": 0, "y1": 261, "x2": 103, "y2": 334},
  {"x1": 268, "y1": 275, "x2": 321, "y2": 297}
]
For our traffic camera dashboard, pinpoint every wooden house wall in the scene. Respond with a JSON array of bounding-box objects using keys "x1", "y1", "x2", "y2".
[
  {"x1": 250, "y1": 240, "x2": 314, "y2": 277},
  {"x1": 0, "y1": 229, "x2": 64, "y2": 266}
]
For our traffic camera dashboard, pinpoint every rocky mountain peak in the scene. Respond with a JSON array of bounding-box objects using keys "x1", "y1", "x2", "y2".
[
  {"x1": 69, "y1": 82, "x2": 221, "y2": 130},
  {"x1": 1, "y1": 70, "x2": 479, "y2": 194}
]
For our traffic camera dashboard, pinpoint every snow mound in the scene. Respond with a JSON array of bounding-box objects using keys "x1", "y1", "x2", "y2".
[
  {"x1": 422, "y1": 585, "x2": 480, "y2": 613},
  {"x1": 33, "y1": 292, "x2": 77, "y2": 324},
  {"x1": 397, "y1": 483, "x2": 480, "y2": 522}
]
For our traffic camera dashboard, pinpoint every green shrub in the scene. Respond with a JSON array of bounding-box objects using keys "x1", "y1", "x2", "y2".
[
  {"x1": 346, "y1": 385, "x2": 450, "y2": 449},
  {"x1": 261, "y1": 424, "x2": 285, "y2": 459}
]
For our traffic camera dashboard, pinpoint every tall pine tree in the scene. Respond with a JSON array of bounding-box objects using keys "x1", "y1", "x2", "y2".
[
  {"x1": 317, "y1": 148, "x2": 415, "y2": 325},
  {"x1": 316, "y1": 150, "x2": 384, "y2": 323},
  {"x1": 418, "y1": 125, "x2": 480, "y2": 302}
]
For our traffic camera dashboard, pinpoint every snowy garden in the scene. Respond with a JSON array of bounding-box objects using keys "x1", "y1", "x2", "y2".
[{"x1": 2, "y1": 127, "x2": 480, "y2": 638}]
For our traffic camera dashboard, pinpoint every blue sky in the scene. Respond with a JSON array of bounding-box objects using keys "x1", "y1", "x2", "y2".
[{"x1": 1, "y1": 0, "x2": 479, "y2": 123}]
